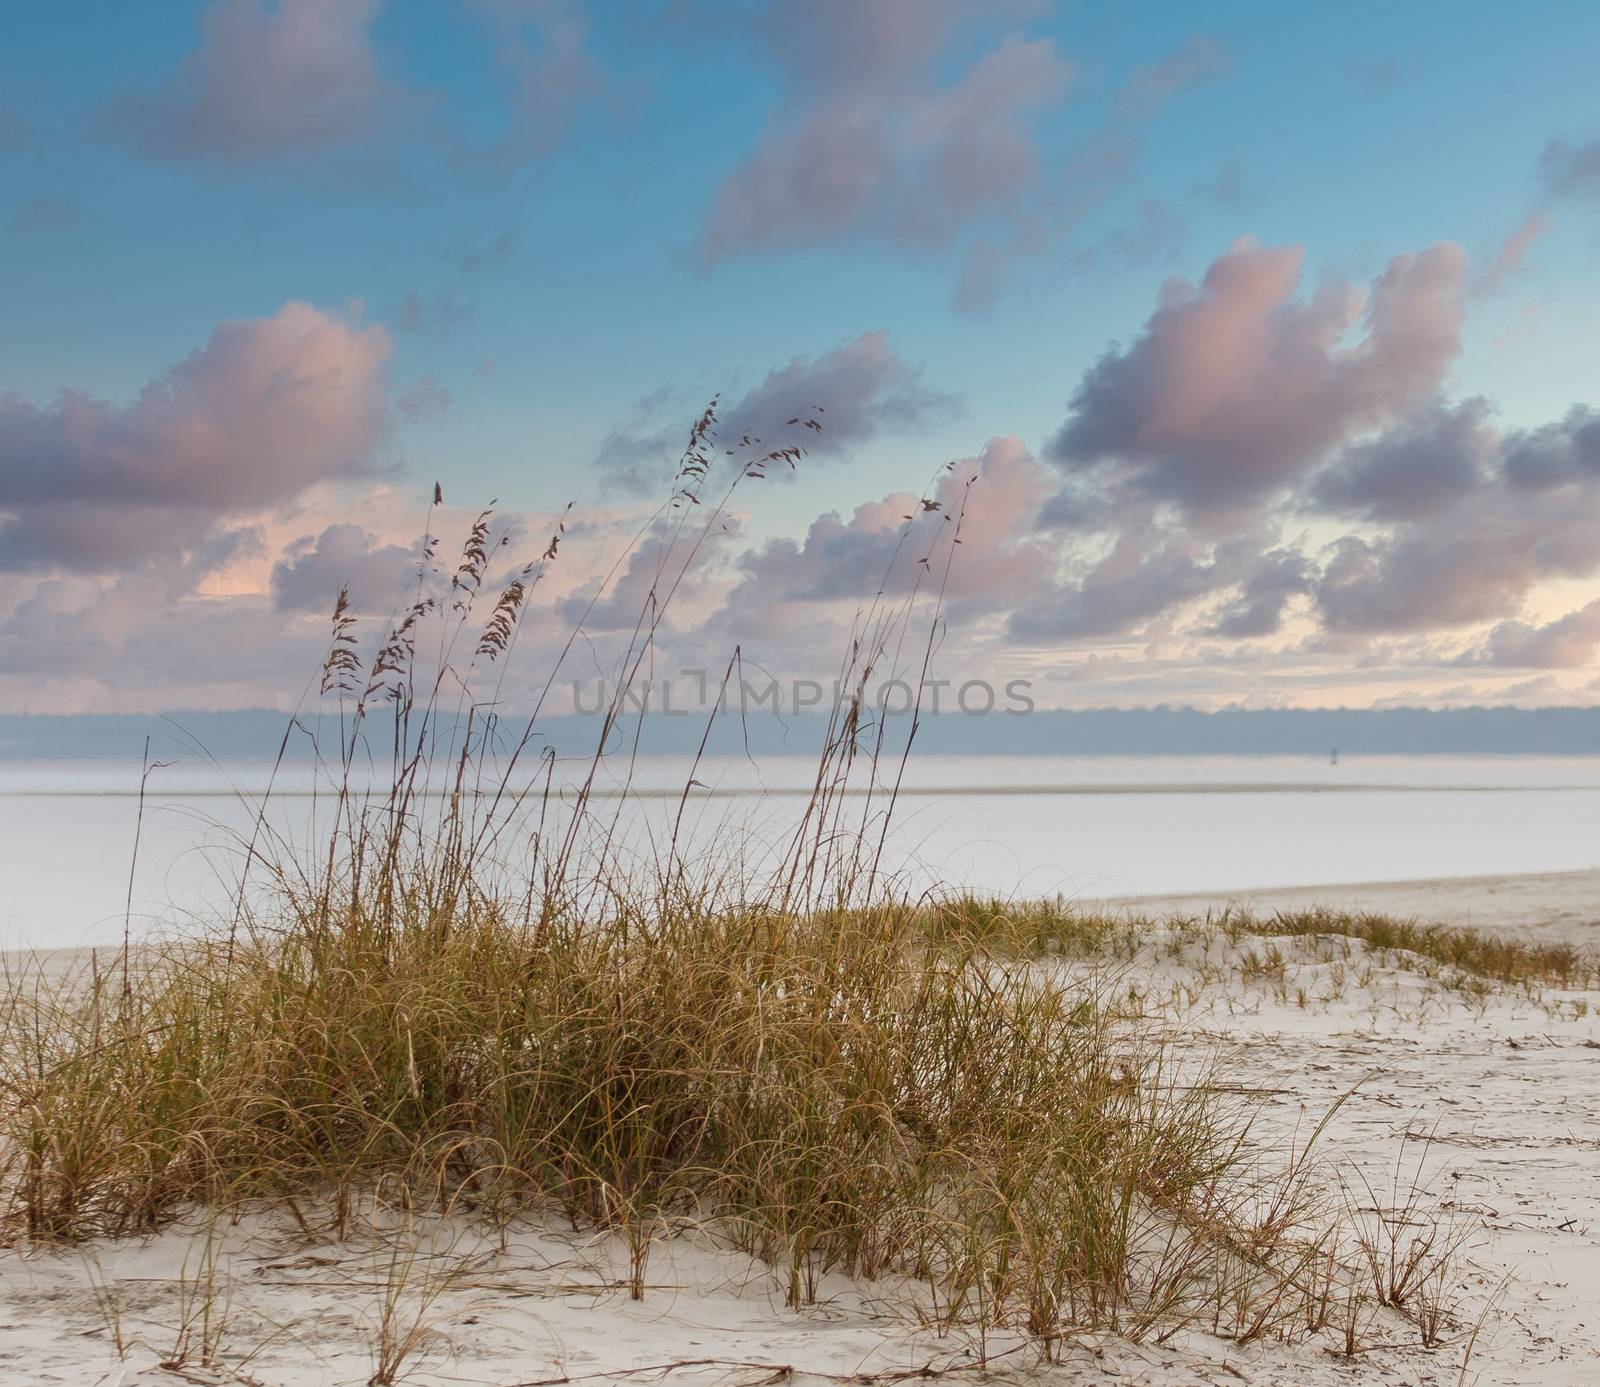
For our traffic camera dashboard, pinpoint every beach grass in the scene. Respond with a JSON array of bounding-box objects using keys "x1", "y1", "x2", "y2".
[{"x1": 0, "y1": 403, "x2": 1485, "y2": 1368}]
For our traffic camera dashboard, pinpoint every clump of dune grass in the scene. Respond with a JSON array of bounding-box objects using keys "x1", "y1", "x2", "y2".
[
  {"x1": 925, "y1": 895, "x2": 1598, "y2": 991},
  {"x1": 0, "y1": 400, "x2": 1466, "y2": 1365},
  {"x1": 1230, "y1": 907, "x2": 1598, "y2": 989}
]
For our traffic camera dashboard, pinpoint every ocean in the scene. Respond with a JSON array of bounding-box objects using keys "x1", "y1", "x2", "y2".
[{"x1": 3, "y1": 753, "x2": 1597, "y2": 950}]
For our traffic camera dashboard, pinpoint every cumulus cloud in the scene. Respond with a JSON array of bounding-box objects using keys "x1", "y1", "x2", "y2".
[
  {"x1": 1007, "y1": 530, "x2": 1229, "y2": 642},
  {"x1": 1204, "y1": 545, "x2": 1314, "y2": 638},
  {"x1": 707, "y1": 435, "x2": 1056, "y2": 649},
  {"x1": 1313, "y1": 476, "x2": 1600, "y2": 635},
  {"x1": 596, "y1": 332, "x2": 954, "y2": 493},
  {"x1": 714, "y1": 436, "x2": 1054, "y2": 642},
  {"x1": 1472, "y1": 600, "x2": 1600, "y2": 669},
  {"x1": 270, "y1": 523, "x2": 418, "y2": 613},
  {"x1": 1309, "y1": 399, "x2": 1496, "y2": 522},
  {"x1": 723, "y1": 332, "x2": 954, "y2": 452},
  {"x1": 105, "y1": 0, "x2": 405, "y2": 166},
  {"x1": 0, "y1": 302, "x2": 391, "y2": 570},
  {"x1": 695, "y1": 2, "x2": 1070, "y2": 265},
  {"x1": 1047, "y1": 239, "x2": 1466, "y2": 514},
  {"x1": 556, "y1": 537, "x2": 691, "y2": 633},
  {"x1": 1501, "y1": 406, "x2": 1600, "y2": 489}
]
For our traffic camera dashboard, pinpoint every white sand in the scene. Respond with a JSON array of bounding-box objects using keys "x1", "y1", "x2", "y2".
[
  {"x1": 1106, "y1": 866, "x2": 1600, "y2": 946},
  {"x1": 3, "y1": 870, "x2": 1599, "y2": 1385}
]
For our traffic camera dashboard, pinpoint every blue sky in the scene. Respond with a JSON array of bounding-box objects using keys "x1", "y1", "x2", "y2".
[{"x1": 3, "y1": 1, "x2": 1600, "y2": 714}]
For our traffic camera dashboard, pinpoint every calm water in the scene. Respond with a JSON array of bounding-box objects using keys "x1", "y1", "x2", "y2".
[{"x1": 2, "y1": 754, "x2": 1598, "y2": 950}]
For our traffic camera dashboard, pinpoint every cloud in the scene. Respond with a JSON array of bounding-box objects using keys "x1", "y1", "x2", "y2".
[
  {"x1": 724, "y1": 332, "x2": 954, "y2": 452},
  {"x1": 695, "y1": 2, "x2": 1070, "y2": 265},
  {"x1": 951, "y1": 35, "x2": 1228, "y2": 313},
  {"x1": 1313, "y1": 478, "x2": 1600, "y2": 635},
  {"x1": 724, "y1": 437, "x2": 1055, "y2": 639},
  {"x1": 1007, "y1": 530, "x2": 1228, "y2": 642},
  {"x1": 0, "y1": 302, "x2": 391, "y2": 570},
  {"x1": 1047, "y1": 239, "x2": 1466, "y2": 514},
  {"x1": 395, "y1": 286, "x2": 468, "y2": 339},
  {"x1": 104, "y1": 0, "x2": 405, "y2": 166},
  {"x1": 1475, "y1": 214, "x2": 1548, "y2": 295},
  {"x1": 1309, "y1": 399, "x2": 1496, "y2": 522},
  {"x1": 1302, "y1": 403, "x2": 1600, "y2": 636},
  {"x1": 1501, "y1": 406, "x2": 1600, "y2": 489},
  {"x1": 394, "y1": 375, "x2": 453, "y2": 424},
  {"x1": 710, "y1": 437, "x2": 1052, "y2": 645},
  {"x1": 466, "y1": 0, "x2": 616, "y2": 168},
  {"x1": 1472, "y1": 600, "x2": 1600, "y2": 669},
  {"x1": 596, "y1": 332, "x2": 955, "y2": 493},
  {"x1": 270, "y1": 522, "x2": 418, "y2": 613},
  {"x1": 1541, "y1": 136, "x2": 1600, "y2": 200},
  {"x1": 1204, "y1": 545, "x2": 1314, "y2": 637},
  {"x1": 1113, "y1": 34, "x2": 1230, "y2": 118}
]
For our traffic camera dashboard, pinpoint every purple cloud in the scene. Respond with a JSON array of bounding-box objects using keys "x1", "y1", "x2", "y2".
[
  {"x1": 105, "y1": 0, "x2": 407, "y2": 166},
  {"x1": 271, "y1": 523, "x2": 419, "y2": 613},
  {"x1": 1047, "y1": 239, "x2": 1466, "y2": 514},
  {"x1": 1473, "y1": 600, "x2": 1600, "y2": 669},
  {"x1": 1309, "y1": 400, "x2": 1496, "y2": 522},
  {"x1": 0, "y1": 302, "x2": 392, "y2": 571},
  {"x1": 695, "y1": 2, "x2": 1070, "y2": 264},
  {"x1": 596, "y1": 332, "x2": 955, "y2": 493}
]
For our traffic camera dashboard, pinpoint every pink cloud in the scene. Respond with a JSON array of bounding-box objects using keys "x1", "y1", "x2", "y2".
[
  {"x1": 1048, "y1": 239, "x2": 1466, "y2": 512},
  {"x1": 713, "y1": 436, "x2": 1055, "y2": 641},
  {"x1": 595, "y1": 331, "x2": 954, "y2": 493},
  {"x1": 270, "y1": 523, "x2": 418, "y2": 613},
  {"x1": 1474, "y1": 600, "x2": 1600, "y2": 669},
  {"x1": 1476, "y1": 214, "x2": 1549, "y2": 295},
  {"x1": 695, "y1": 2, "x2": 1070, "y2": 264},
  {"x1": 0, "y1": 302, "x2": 391, "y2": 570}
]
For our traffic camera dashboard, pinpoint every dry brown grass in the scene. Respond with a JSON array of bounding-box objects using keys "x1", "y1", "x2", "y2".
[{"x1": 0, "y1": 400, "x2": 1475, "y2": 1368}]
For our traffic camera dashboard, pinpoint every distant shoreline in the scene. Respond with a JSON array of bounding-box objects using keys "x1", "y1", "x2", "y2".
[
  {"x1": 2, "y1": 779, "x2": 1599, "y2": 798},
  {"x1": 4, "y1": 705, "x2": 1600, "y2": 759}
]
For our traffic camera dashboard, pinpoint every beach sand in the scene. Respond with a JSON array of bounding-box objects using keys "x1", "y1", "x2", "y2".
[
  {"x1": 3, "y1": 868, "x2": 1597, "y2": 1385},
  {"x1": 1106, "y1": 866, "x2": 1600, "y2": 945}
]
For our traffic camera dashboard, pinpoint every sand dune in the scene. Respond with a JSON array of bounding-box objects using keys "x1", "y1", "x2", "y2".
[
  {"x1": 5, "y1": 876, "x2": 1599, "y2": 1384},
  {"x1": 1105, "y1": 866, "x2": 1600, "y2": 946}
]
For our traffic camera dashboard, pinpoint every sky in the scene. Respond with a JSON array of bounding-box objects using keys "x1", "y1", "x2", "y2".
[{"x1": 3, "y1": 0, "x2": 1600, "y2": 716}]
